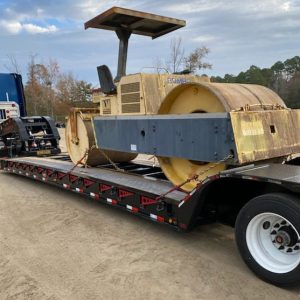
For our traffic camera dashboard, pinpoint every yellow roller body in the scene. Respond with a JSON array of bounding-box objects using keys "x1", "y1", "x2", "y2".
[
  {"x1": 157, "y1": 82, "x2": 286, "y2": 191},
  {"x1": 66, "y1": 114, "x2": 137, "y2": 166}
]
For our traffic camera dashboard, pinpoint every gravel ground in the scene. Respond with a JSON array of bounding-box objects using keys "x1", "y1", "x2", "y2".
[{"x1": 0, "y1": 129, "x2": 300, "y2": 299}]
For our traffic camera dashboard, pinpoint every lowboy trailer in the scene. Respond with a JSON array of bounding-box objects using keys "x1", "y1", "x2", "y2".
[
  {"x1": 2, "y1": 6, "x2": 300, "y2": 288},
  {"x1": 2, "y1": 154, "x2": 300, "y2": 286}
]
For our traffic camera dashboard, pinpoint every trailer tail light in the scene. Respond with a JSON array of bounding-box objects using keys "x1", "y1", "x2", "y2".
[
  {"x1": 150, "y1": 214, "x2": 164, "y2": 223},
  {"x1": 63, "y1": 183, "x2": 70, "y2": 189},
  {"x1": 75, "y1": 188, "x2": 83, "y2": 193}
]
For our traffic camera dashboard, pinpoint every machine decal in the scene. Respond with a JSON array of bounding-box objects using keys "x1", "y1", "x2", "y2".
[{"x1": 166, "y1": 77, "x2": 191, "y2": 85}]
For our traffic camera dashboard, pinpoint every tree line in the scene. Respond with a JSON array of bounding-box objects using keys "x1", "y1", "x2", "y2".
[
  {"x1": 211, "y1": 56, "x2": 300, "y2": 108},
  {"x1": 4, "y1": 49, "x2": 299, "y2": 119},
  {"x1": 4, "y1": 55, "x2": 94, "y2": 121}
]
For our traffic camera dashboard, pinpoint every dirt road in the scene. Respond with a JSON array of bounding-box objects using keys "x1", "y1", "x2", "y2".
[{"x1": 1, "y1": 131, "x2": 300, "y2": 299}]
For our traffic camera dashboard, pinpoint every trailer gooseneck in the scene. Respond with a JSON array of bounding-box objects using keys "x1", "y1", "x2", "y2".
[{"x1": 2, "y1": 155, "x2": 300, "y2": 286}]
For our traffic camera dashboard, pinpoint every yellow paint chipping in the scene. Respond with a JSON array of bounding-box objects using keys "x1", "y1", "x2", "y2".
[{"x1": 231, "y1": 109, "x2": 300, "y2": 164}]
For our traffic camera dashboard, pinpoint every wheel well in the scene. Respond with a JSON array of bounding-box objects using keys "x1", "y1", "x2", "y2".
[
  {"x1": 286, "y1": 157, "x2": 300, "y2": 166},
  {"x1": 198, "y1": 178, "x2": 294, "y2": 227}
]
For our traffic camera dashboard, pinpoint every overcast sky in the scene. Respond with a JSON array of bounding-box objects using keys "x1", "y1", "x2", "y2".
[{"x1": 0, "y1": 0, "x2": 299, "y2": 86}]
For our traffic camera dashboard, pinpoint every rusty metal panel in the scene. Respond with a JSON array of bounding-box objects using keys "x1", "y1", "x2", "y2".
[
  {"x1": 230, "y1": 109, "x2": 300, "y2": 164},
  {"x1": 142, "y1": 74, "x2": 162, "y2": 114},
  {"x1": 199, "y1": 83, "x2": 286, "y2": 111}
]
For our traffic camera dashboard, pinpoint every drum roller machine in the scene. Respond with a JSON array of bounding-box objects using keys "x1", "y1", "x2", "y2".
[{"x1": 66, "y1": 7, "x2": 300, "y2": 191}]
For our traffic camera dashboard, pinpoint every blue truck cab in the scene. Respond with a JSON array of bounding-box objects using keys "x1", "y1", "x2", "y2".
[{"x1": 0, "y1": 73, "x2": 27, "y2": 119}]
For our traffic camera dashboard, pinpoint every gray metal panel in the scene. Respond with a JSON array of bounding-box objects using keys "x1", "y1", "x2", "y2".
[
  {"x1": 224, "y1": 163, "x2": 300, "y2": 184},
  {"x1": 93, "y1": 113, "x2": 237, "y2": 163}
]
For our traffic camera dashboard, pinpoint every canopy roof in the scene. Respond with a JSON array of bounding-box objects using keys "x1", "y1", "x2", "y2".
[{"x1": 84, "y1": 7, "x2": 186, "y2": 39}]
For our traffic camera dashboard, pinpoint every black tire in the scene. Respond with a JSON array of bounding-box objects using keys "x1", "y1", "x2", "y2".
[{"x1": 235, "y1": 193, "x2": 300, "y2": 286}]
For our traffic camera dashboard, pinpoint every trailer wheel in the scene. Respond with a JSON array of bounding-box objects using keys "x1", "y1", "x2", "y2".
[{"x1": 235, "y1": 193, "x2": 300, "y2": 286}]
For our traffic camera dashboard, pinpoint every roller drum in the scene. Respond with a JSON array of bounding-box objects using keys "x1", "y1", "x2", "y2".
[
  {"x1": 66, "y1": 115, "x2": 137, "y2": 166},
  {"x1": 157, "y1": 82, "x2": 286, "y2": 191}
]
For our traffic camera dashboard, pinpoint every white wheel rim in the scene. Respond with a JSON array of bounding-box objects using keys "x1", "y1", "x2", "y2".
[{"x1": 246, "y1": 212, "x2": 300, "y2": 273}]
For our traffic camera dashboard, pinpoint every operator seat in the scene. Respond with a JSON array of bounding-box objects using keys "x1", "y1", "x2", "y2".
[{"x1": 97, "y1": 65, "x2": 117, "y2": 94}]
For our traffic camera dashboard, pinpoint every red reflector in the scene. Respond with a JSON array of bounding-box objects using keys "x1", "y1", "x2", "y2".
[
  {"x1": 37, "y1": 167, "x2": 44, "y2": 174},
  {"x1": 119, "y1": 189, "x2": 134, "y2": 198},
  {"x1": 57, "y1": 172, "x2": 66, "y2": 179},
  {"x1": 157, "y1": 216, "x2": 164, "y2": 223},
  {"x1": 140, "y1": 196, "x2": 156, "y2": 206},
  {"x1": 84, "y1": 178, "x2": 95, "y2": 187},
  {"x1": 107, "y1": 198, "x2": 117, "y2": 205},
  {"x1": 127, "y1": 205, "x2": 139, "y2": 213},
  {"x1": 179, "y1": 223, "x2": 188, "y2": 229},
  {"x1": 132, "y1": 206, "x2": 139, "y2": 213},
  {"x1": 69, "y1": 174, "x2": 78, "y2": 183},
  {"x1": 100, "y1": 184, "x2": 112, "y2": 192},
  {"x1": 90, "y1": 192, "x2": 99, "y2": 199}
]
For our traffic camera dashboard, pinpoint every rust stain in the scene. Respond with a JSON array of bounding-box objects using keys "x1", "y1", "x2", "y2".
[{"x1": 231, "y1": 109, "x2": 300, "y2": 164}]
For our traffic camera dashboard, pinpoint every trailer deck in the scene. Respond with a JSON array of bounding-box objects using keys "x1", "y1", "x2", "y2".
[
  {"x1": 3, "y1": 154, "x2": 300, "y2": 285},
  {"x1": 8, "y1": 156, "x2": 186, "y2": 203},
  {"x1": 221, "y1": 163, "x2": 300, "y2": 192},
  {"x1": 2, "y1": 154, "x2": 300, "y2": 232},
  {"x1": 0, "y1": 155, "x2": 196, "y2": 230}
]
